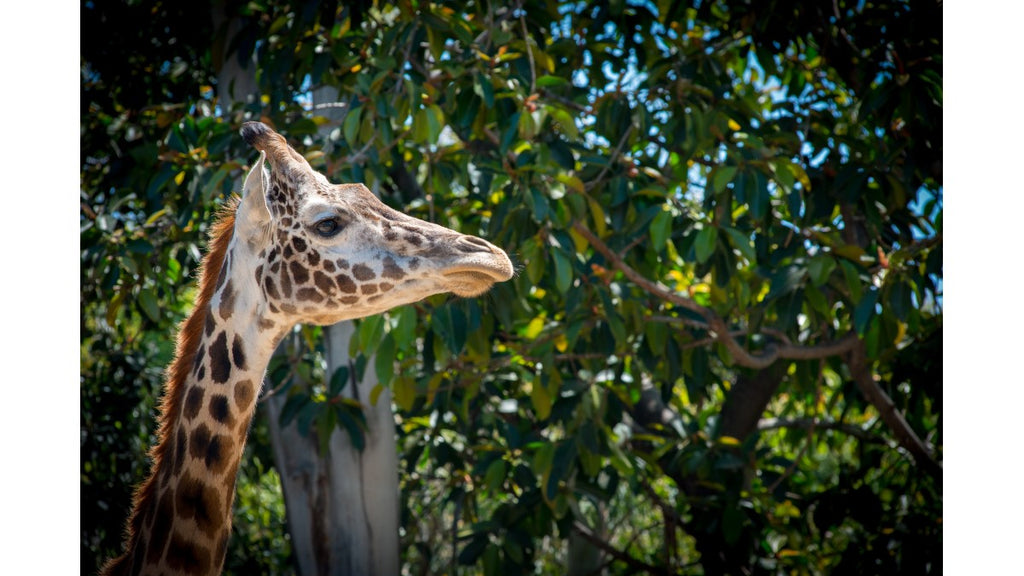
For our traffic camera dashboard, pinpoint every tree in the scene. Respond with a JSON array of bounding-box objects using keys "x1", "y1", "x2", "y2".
[{"x1": 81, "y1": 1, "x2": 942, "y2": 574}]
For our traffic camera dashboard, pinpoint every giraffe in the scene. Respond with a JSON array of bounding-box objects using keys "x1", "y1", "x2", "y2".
[{"x1": 101, "y1": 121, "x2": 514, "y2": 576}]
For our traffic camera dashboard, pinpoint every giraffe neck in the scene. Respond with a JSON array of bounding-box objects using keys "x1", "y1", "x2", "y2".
[{"x1": 103, "y1": 206, "x2": 287, "y2": 576}]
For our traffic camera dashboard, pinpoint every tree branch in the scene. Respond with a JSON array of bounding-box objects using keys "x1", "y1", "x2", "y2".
[
  {"x1": 571, "y1": 521, "x2": 664, "y2": 574},
  {"x1": 572, "y1": 220, "x2": 860, "y2": 369},
  {"x1": 847, "y1": 342, "x2": 942, "y2": 478},
  {"x1": 757, "y1": 418, "x2": 889, "y2": 444}
]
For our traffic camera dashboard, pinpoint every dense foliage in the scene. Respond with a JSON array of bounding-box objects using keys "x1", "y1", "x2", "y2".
[{"x1": 82, "y1": 1, "x2": 942, "y2": 574}]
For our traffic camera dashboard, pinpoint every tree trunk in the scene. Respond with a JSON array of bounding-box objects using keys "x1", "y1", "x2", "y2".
[{"x1": 265, "y1": 324, "x2": 399, "y2": 576}]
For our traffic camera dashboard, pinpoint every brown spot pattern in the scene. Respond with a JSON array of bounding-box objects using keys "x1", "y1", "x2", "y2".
[
  {"x1": 352, "y1": 263, "x2": 376, "y2": 281},
  {"x1": 231, "y1": 334, "x2": 247, "y2": 370},
  {"x1": 209, "y1": 331, "x2": 231, "y2": 384},
  {"x1": 336, "y1": 273, "x2": 357, "y2": 294},
  {"x1": 234, "y1": 379, "x2": 255, "y2": 412},
  {"x1": 184, "y1": 386, "x2": 204, "y2": 421},
  {"x1": 218, "y1": 279, "x2": 235, "y2": 321},
  {"x1": 176, "y1": 472, "x2": 223, "y2": 539},
  {"x1": 382, "y1": 256, "x2": 406, "y2": 280}
]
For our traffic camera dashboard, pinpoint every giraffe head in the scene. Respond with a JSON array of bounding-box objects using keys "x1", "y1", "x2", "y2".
[{"x1": 234, "y1": 121, "x2": 514, "y2": 327}]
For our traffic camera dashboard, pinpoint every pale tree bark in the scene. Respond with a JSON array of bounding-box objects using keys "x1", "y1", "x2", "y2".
[{"x1": 265, "y1": 323, "x2": 399, "y2": 576}]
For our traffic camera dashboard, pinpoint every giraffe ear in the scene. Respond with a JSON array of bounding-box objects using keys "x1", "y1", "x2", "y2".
[{"x1": 237, "y1": 150, "x2": 272, "y2": 232}]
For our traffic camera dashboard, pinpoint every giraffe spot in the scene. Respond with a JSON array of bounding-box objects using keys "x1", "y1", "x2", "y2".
[
  {"x1": 361, "y1": 284, "x2": 378, "y2": 295},
  {"x1": 405, "y1": 234, "x2": 424, "y2": 247},
  {"x1": 197, "y1": 364, "x2": 205, "y2": 380},
  {"x1": 268, "y1": 302, "x2": 280, "y2": 314},
  {"x1": 190, "y1": 423, "x2": 234, "y2": 475},
  {"x1": 308, "y1": 250, "x2": 321, "y2": 267},
  {"x1": 336, "y1": 273, "x2": 357, "y2": 294},
  {"x1": 190, "y1": 424, "x2": 211, "y2": 460},
  {"x1": 385, "y1": 229, "x2": 399, "y2": 241},
  {"x1": 314, "y1": 271, "x2": 334, "y2": 294},
  {"x1": 352, "y1": 263, "x2": 376, "y2": 281},
  {"x1": 283, "y1": 244, "x2": 294, "y2": 259},
  {"x1": 281, "y1": 216, "x2": 293, "y2": 227},
  {"x1": 175, "y1": 426, "x2": 187, "y2": 476},
  {"x1": 207, "y1": 435, "x2": 234, "y2": 474},
  {"x1": 280, "y1": 303, "x2": 298, "y2": 314},
  {"x1": 192, "y1": 344, "x2": 206, "y2": 377},
  {"x1": 323, "y1": 259, "x2": 336, "y2": 273},
  {"x1": 209, "y1": 394, "x2": 233, "y2": 427},
  {"x1": 270, "y1": 261, "x2": 281, "y2": 273},
  {"x1": 209, "y1": 332, "x2": 231, "y2": 384},
  {"x1": 218, "y1": 279, "x2": 236, "y2": 321},
  {"x1": 166, "y1": 528, "x2": 212, "y2": 573},
  {"x1": 290, "y1": 260, "x2": 310, "y2": 284},
  {"x1": 382, "y1": 256, "x2": 406, "y2": 280},
  {"x1": 184, "y1": 386, "x2": 204, "y2": 421},
  {"x1": 409, "y1": 257, "x2": 420, "y2": 270},
  {"x1": 368, "y1": 295, "x2": 383, "y2": 304},
  {"x1": 234, "y1": 379, "x2": 255, "y2": 412},
  {"x1": 337, "y1": 259, "x2": 350, "y2": 270},
  {"x1": 267, "y1": 246, "x2": 279, "y2": 263},
  {"x1": 264, "y1": 276, "x2": 280, "y2": 300},
  {"x1": 258, "y1": 318, "x2": 276, "y2": 332},
  {"x1": 166, "y1": 533, "x2": 212, "y2": 575},
  {"x1": 325, "y1": 300, "x2": 339, "y2": 309},
  {"x1": 296, "y1": 287, "x2": 324, "y2": 303},
  {"x1": 280, "y1": 266, "x2": 293, "y2": 297},
  {"x1": 292, "y1": 236, "x2": 307, "y2": 253},
  {"x1": 254, "y1": 264, "x2": 264, "y2": 285},
  {"x1": 231, "y1": 335, "x2": 247, "y2": 370},
  {"x1": 205, "y1": 309, "x2": 217, "y2": 337},
  {"x1": 145, "y1": 489, "x2": 175, "y2": 565},
  {"x1": 176, "y1": 472, "x2": 224, "y2": 540},
  {"x1": 340, "y1": 296, "x2": 360, "y2": 305},
  {"x1": 379, "y1": 282, "x2": 394, "y2": 292}
]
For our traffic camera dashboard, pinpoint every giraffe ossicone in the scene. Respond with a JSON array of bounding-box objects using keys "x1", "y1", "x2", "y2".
[{"x1": 101, "y1": 122, "x2": 513, "y2": 576}]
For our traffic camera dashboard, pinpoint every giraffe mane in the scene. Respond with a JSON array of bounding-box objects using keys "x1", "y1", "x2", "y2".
[{"x1": 102, "y1": 196, "x2": 241, "y2": 575}]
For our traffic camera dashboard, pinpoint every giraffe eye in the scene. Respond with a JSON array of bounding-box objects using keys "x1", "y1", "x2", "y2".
[{"x1": 314, "y1": 218, "x2": 342, "y2": 238}]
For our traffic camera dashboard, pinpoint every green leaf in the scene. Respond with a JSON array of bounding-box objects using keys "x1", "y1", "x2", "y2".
[
  {"x1": 840, "y1": 259, "x2": 864, "y2": 302},
  {"x1": 711, "y1": 165, "x2": 738, "y2": 194},
  {"x1": 392, "y1": 375, "x2": 416, "y2": 412},
  {"x1": 748, "y1": 170, "x2": 771, "y2": 220},
  {"x1": 484, "y1": 459, "x2": 506, "y2": 492},
  {"x1": 531, "y1": 380, "x2": 552, "y2": 420},
  {"x1": 138, "y1": 288, "x2": 160, "y2": 323},
  {"x1": 545, "y1": 440, "x2": 577, "y2": 501},
  {"x1": 392, "y1": 305, "x2": 417, "y2": 350},
  {"x1": 649, "y1": 207, "x2": 672, "y2": 248},
  {"x1": 458, "y1": 534, "x2": 490, "y2": 565},
  {"x1": 695, "y1": 226, "x2": 718, "y2": 263},
  {"x1": 337, "y1": 406, "x2": 366, "y2": 451},
  {"x1": 807, "y1": 254, "x2": 837, "y2": 287},
  {"x1": 374, "y1": 333, "x2": 396, "y2": 386},
  {"x1": 536, "y1": 74, "x2": 568, "y2": 87},
  {"x1": 358, "y1": 314, "x2": 385, "y2": 353},
  {"x1": 279, "y1": 393, "x2": 311, "y2": 428},
  {"x1": 344, "y1": 106, "x2": 363, "y2": 145},
  {"x1": 329, "y1": 365, "x2": 350, "y2": 396},
  {"x1": 552, "y1": 248, "x2": 573, "y2": 294},
  {"x1": 854, "y1": 286, "x2": 880, "y2": 336},
  {"x1": 722, "y1": 226, "x2": 756, "y2": 263}
]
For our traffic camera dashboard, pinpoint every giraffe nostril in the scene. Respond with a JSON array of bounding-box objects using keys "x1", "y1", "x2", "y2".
[{"x1": 456, "y1": 236, "x2": 495, "y2": 254}]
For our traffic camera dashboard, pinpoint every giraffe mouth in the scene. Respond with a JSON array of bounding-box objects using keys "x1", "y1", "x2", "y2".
[{"x1": 442, "y1": 263, "x2": 514, "y2": 297}]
